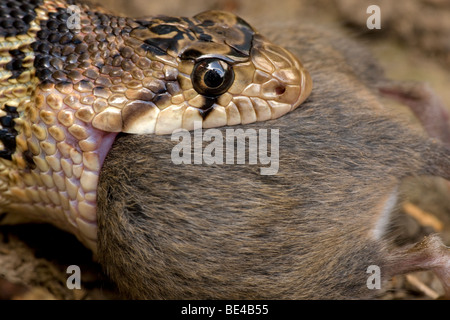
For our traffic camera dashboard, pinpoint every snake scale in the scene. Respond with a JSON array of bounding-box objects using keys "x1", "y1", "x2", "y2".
[{"x1": 0, "y1": 0, "x2": 312, "y2": 252}]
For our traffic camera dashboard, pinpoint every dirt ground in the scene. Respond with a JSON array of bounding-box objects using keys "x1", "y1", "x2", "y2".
[{"x1": 0, "y1": 0, "x2": 449, "y2": 300}]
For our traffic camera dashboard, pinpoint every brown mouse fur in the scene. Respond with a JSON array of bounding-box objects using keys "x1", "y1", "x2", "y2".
[{"x1": 96, "y1": 22, "x2": 450, "y2": 299}]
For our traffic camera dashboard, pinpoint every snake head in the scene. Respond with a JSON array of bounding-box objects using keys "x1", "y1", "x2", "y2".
[{"x1": 116, "y1": 10, "x2": 312, "y2": 134}]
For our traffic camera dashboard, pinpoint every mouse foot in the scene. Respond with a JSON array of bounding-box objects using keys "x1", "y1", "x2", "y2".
[{"x1": 386, "y1": 233, "x2": 450, "y2": 299}]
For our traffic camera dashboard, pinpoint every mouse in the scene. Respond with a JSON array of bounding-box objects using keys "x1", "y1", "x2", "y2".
[
  {"x1": 0, "y1": 0, "x2": 448, "y2": 299},
  {"x1": 96, "y1": 21, "x2": 450, "y2": 299}
]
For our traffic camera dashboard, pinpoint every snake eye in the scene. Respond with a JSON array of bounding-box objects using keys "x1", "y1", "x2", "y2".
[{"x1": 191, "y1": 59, "x2": 234, "y2": 97}]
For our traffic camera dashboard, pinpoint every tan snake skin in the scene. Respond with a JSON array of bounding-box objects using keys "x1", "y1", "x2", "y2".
[{"x1": 0, "y1": 0, "x2": 312, "y2": 251}]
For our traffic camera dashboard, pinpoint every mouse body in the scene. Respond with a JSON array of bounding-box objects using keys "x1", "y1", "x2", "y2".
[{"x1": 97, "y1": 23, "x2": 450, "y2": 299}]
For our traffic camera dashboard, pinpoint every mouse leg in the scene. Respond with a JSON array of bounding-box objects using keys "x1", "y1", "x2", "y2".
[
  {"x1": 379, "y1": 81, "x2": 450, "y2": 191},
  {"x1": 385, "y1": 234, "x2": 450, "y2": 299},
  {"x1": 378, "y1": 81, "x2": 450, "y2": 147}
]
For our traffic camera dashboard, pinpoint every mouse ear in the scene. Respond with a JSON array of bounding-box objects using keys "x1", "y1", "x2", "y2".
[{"x1": 384, "y1": 234, "x2": 450, "y2": 299}]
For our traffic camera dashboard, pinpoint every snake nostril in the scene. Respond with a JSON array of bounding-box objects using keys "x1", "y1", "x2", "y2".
[{"x1": 275, "y1": 86, "x2": 286, "y2": 95}]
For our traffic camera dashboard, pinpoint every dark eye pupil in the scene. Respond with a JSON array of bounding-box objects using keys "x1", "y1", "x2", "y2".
[
  {"x1": 204, "y1": 69, "x2": 224, "y2": 88},
  {"x1": 191, "y1": 58, "x2": 234, "y2": 97}
]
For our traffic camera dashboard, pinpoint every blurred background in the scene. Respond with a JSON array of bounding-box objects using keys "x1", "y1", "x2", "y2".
[{"x1": 105, "y1": 0, "x2": 450, "y2": 104}]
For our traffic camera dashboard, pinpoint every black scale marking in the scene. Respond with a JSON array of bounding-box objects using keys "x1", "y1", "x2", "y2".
[
  {"x1": 0, "y1": 0, "x2": 42, "y2": 37},
  {"x1": 0, "y1": 0, "x2": 44, "y2": 160},
  {"x1": 0, "y1": 106, "x2": 19, "y2": 160},
  {"x1": 5, "y1": 49, "x2": 26, "y2": 79}
]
